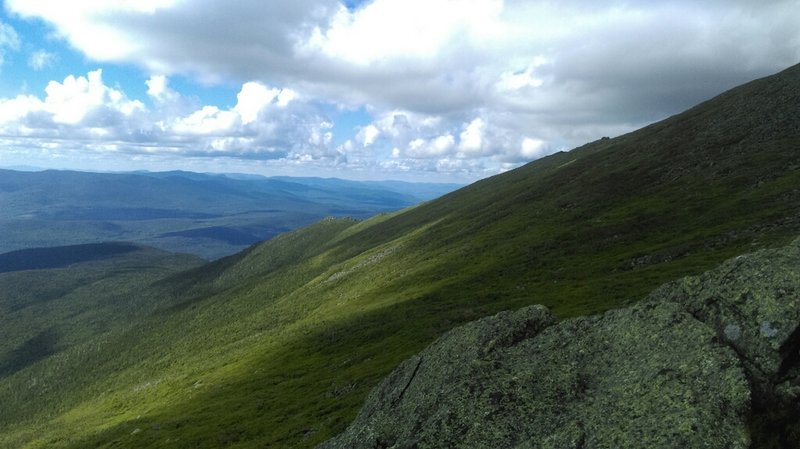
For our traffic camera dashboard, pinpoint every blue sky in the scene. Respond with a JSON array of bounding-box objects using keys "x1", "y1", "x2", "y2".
[{"x1": 0, "y1": 0, "x2": 798, "y2": 182}]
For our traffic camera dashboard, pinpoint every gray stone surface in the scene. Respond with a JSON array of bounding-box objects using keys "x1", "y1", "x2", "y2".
[
  {"x1": 648, "y1": 244, "x2": 800, "y2": 384},
  {"x1": 320, "y1": 239, "x2": 800, "y2": 449},
  {"x1": 647, "y1": 241, "x2": 800, "y2": 448}
]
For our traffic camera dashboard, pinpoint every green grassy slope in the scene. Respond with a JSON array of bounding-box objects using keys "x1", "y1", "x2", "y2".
[
  {"x1": 0, "y1": 245, "x2": 203, "y2": 440},
  {"x1": 1, "y1": 63, "x2": 799, "y2": 448}
]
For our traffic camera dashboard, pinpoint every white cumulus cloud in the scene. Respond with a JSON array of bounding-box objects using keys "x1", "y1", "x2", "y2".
[
  {"x1": 520, "y1": 138, "x2": 547, "y2": 159},
  {"x1": 303, "y1": 0, "x2": 504, "y2": 65},
  {"x1": 457, "y1": 118, "x2": 485, "y2": 155},
  {"x1": 0, "y1": 70, "x2": 337, "y2": 169},
  {"x1": 42, "y1": 70, "x2": 145, "y2": 125},
  {"x1": 3, "y1": 0, "x2": 800, "y2": 180},
  {"x1": 356, "y1": 124, "x2": 380, "y2": 147},
  {"x1": 235, "y1": 82, "x2": 281, "y2": 125},
  {"x1": 145, "y1": 74, "x2": 179, "y2": 104}
]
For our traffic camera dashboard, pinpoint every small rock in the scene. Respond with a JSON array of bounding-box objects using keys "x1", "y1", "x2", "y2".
[
  {"x1": 760, "y1": 321, "x2": 779, "y2": 338},
  {"x1": 724, "y1": 323, "x2": 742, "y2": 341}
]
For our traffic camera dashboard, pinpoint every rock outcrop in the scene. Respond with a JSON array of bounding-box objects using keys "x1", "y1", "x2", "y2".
[
  {"x1": 649, "y1": 242, "x2": 800, "y2": 447},
  {"x1": 319, "y1": 239, "x2": 800, "y2": 449}
]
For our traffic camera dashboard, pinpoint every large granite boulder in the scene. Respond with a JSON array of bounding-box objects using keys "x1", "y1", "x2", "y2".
[
  {"x1": 648, "y1": 245, "x2": 800, "y2": 388},
  {"x1": 319, "y1": 239, "x2": 800, "y2": 449},
  {"x1": 648, "y1": 241, "x2": 800, "y2": 447}
]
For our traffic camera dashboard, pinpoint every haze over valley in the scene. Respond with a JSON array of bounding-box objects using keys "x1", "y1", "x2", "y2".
[{"x1": 0, "y1": 168, "x2": 459, "y2": 259}]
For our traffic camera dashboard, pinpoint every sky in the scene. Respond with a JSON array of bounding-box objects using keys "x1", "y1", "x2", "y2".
[{"x1": 0, "y1": 1, "x2": 798, "y2": 182}]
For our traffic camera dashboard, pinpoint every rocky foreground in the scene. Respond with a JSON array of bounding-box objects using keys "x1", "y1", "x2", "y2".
[{"x1": 320, "y1": 239, "x2": 800, "y2": 448}]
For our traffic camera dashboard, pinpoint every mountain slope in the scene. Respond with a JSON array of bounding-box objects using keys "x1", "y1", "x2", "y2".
[
  {"x1": 321, "y1": 237, "x2": 800, "y2": 449},
  {"x1": 1, "y1": 63, "x2": 799, "y2": 448},
  {"x1": 0, "y1": 244, "x2": 203, "y2": 424}
]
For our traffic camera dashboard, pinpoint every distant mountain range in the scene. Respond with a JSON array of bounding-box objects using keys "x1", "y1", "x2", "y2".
[
  {"x1": 1, "y1": 63, "x2": 799, "y2": 448},
  {"x1": 0, "y1": 169, "x2": 461, "y2": 259}
]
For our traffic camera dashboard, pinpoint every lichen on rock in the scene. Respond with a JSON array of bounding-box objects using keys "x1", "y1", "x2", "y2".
[
  {"x1": 647, "y1": 239, "x2": 800, "y2": 448},
  {"x1": 647, "y1": 241, "x2": 800, "y2": 381}
]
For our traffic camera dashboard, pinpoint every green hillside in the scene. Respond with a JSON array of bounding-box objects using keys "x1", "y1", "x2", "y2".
[
  {"x1": 1, "y1": 63, "x2": 799, "y2": 448},
  {"x1": 0, "y1": 245, "x2": 203, "y2": 433}
]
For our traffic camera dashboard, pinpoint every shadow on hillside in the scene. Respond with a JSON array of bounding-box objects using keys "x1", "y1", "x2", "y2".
[
  {"x1": 0, "y1": 242, "x2": 140, "y2": 274},
  {"x1": 0, "y1": 329, "x2": 60, "y2": 378},
  {"x1": 53, "y1": 294, "x2": 495, "y2": 449},
  {"x1": 49, "y1": 230, "x2": 800, "y2": 449},
  {"x1": 54, "y1": 237, "x2": 800, "y2": 449}
]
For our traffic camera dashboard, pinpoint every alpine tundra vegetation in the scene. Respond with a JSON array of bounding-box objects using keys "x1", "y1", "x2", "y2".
[{"x1": 2, "y1": 64, "x2": 800, "y2": 448}]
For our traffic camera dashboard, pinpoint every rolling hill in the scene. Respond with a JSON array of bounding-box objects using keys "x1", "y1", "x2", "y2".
[
  {"x1": 1, "y1": 63, "x2": 799, "y2": 448},
  {"x1": 0, "y1": 244, "x2": 203, "y2": 394},
  {"x1": 0, "y1": 170, "x2": 460, "y2": 259}
]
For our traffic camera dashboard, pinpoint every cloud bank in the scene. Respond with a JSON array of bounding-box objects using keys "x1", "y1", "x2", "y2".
[
  {"x1": 2, "y1": 0, "x2": 799, "y2": 180},
  {"x1": 0, "y1": 70, "x2": 338, "y2": 165}
]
